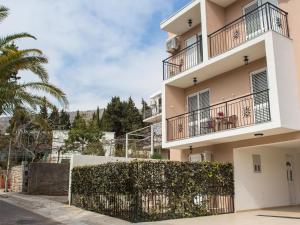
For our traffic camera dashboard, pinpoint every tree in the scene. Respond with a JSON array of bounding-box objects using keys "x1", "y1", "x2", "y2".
[
  {"x1": 39, "y1": 97, "x2": 48, "y2": 120},
  {"x1": 7, "y1": 106, "x2": 52, "y2": 162},
  {"x1": 96, "y1": 107, "x2": 101, "y2": 128},
  {"x1": 101, "y1": 97, "x2": 125, "y2": 137},
  {"x1": 59, "y1": 109, "x2": 71, "y2": 130},
  {"x1": 0, "y1": 5, "x2": 68, "y2": 115},
  {"x1": 101, "y1": 97, "x2": 144, "y2": 137},
  {"x1": 124, "y1": 97, "x2": 144, "y2": 132},
  {"x1": 48, "y1": 106, "x2": 60, "y2": 129},
  {"x1": 64, "y1": 111, "x2": 104, "y2": 155}
]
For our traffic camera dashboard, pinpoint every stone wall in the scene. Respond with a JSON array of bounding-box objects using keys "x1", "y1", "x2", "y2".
[
  {"x1": 28, "y1": 163, "x2": 69, "y2": 196},
  {"x1": 10, "y1": 162, "x2": 28, "y2": 192}
]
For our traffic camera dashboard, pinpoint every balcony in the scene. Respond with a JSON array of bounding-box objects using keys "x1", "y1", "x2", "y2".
[
  {"x1": 166, "y1": 90, "x2": 271, "y2": 142},
  {"x1": 208, "y1": 3, "x2": 289, "y2": 58},
  {"x1": 144, "y1": 105, "x2": 162, "y2": 123},
  {"x1": 163, "y1": 39, "x2": 203, "y2": 80},
  {"x1": 162, "y1": 3, "x2": 289, "y2": 81}
]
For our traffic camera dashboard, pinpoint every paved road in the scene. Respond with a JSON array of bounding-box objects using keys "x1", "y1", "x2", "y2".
[{"x1": 0, "y1": 200, "x2": 63, "y2": 225}]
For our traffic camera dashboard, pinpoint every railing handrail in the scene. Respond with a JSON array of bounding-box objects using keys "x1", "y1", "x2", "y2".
[
  {"x1": 167, "y1": 89, "x2": 269, "y2": 120},
  {"x1": 163, "y1": 38, "x2": 202, "y2": 63},
  {"x1": 144, "y1": 105, "x2": 162, "y2": 119},
  {"x1": 208, "y1": 2, "x2": 288, "y2": 38},
  {"x1": 160, "y1": 0, "x2": 197, "y2": 25}
]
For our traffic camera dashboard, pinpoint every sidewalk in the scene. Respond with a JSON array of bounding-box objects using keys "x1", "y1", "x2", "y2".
[
  {"x1": 0, "y1": 192, "x2": 131, "y2": 225},
  {"x1": 1, "y1": 192, "x2": 300, "y2": 225}
]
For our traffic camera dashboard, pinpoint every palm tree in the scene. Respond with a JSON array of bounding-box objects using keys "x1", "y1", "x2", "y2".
[{"x1": 0, "y1": 5, "x2": 68, "y2": 115}]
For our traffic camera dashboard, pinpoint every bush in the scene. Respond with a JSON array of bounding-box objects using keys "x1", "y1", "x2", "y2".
[{"x1": 71, "y1": 161, "x2": 234, "y2": 222}]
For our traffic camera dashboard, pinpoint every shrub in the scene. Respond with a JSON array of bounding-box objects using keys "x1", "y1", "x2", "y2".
[{"x1": 71, "y1": 161, "x2": 234, "y2": 222}]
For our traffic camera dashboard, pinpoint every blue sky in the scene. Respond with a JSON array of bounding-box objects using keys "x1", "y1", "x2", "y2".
[{"x1": 2, "y1": 0, "x2": 191, "y2": 111}]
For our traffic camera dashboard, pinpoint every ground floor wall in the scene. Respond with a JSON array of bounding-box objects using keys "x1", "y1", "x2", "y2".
[
  {"x1": 169, "y1": 131, "x2": 300, "y2": 211},
  {"x1": 169, "y1": 131, "x2": 300, "y2": 163},
  {"x1": 234, "y1": 145, "x2": 300, "y2": 211}
]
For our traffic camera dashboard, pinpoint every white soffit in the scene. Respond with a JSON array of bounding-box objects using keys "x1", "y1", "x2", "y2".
[
  {"x1": 209, "y1": 0, "x2": 237, "y2": 7},
  {"x1": 168, "y1": 40, "x2": 266, "y2": 89},
  {"x1": 161, "y1": 1, "x2": 201, "y2": 35}
]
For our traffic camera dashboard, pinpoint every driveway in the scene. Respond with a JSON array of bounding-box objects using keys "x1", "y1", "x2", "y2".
[{"x1": 0, "y1": 192, "x2": 299, "y2": 225}]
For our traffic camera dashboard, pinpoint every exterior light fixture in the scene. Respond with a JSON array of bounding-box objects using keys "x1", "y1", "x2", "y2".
[
  {"x1": 193, "y1": 77, "x2": 197, "y2": 85},
  {"x1": 254, "y1": 133, "x2": 264, "y2": 137},
  {"x1": 244, "y1": 56, "x2": 249, "y2": 65},
  {"x1": 188, "y1": 19, "x2": 193, "y2": 27}
]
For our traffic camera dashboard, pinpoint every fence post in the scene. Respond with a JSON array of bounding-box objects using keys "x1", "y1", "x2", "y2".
[
  {"x1": 150, "y1": 124, "x2": 154, "y2": 157},
  {"x1": 125, "y1": 133, "x2": 129, "y2": 158}
]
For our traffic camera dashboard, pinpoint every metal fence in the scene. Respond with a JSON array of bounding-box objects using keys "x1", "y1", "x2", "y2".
[
  {"x1": 208, "y1": 2, "x2": 289, "y2": 58},
  {"x1": 167, "y1": 90, "x2": 270, "y2": 142},
  {"x1": 163, "y1": 38, "x2": 203, "y2": 80}
]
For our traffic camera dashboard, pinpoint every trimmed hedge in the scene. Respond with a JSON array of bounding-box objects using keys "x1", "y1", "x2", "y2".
[{"x1": 71, "y1": 161, "x2": 234, "y2": 222}]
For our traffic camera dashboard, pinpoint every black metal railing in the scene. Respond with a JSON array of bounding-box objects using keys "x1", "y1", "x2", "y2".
[
  {"x1": 144, "y1": 105, "x2": 162, "y2": 119},
  {"x1": 167, "y1": 90, "x2": 271, "y2": 142},
  {"x1": 163, "y1": 38, "x2": 203, "y2": 80},
  {"x1": 208, "y1": 2, "x2": 289, "y2": 58}
]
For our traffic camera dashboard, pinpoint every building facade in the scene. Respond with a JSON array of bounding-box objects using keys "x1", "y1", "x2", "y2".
[
  {"x1": 161, "y1": 0, "x2": 300, "y2": 211},
  {"x1": 142, "y1": 92, "x2": 170, "y2": 159}
]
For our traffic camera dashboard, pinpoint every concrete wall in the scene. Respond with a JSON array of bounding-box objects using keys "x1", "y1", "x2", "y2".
[
  {"x1": 185, "y1": 58, "x2": 266, "y2": 107},
  {"x1": 234, "y1": 146, "x2": 300, "y2": 211},
  {"x1": 28, "y1": 163, "x2": 69, "y2": 196}
]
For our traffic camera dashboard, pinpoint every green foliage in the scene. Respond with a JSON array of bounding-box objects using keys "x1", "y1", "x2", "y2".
[
  {"x1": 101, "y1": 97, "x2": 144, "y2": 137},
  {"x1": 84, "y1": 141, "x2": 105, "y2": 156},
  {"x1": 39, "y1": 97, "x2": 48, "y2": 120},
  {"x1": 64, "y1": 111, "x2": 103, "y2": 154},
  {"x1": 59, "y1": 109, "x2": 71, "y2": 130},
  {"x1": 48, "y1": 106, "x2": 60, "y2": 128},
  {"x1": 6, "y1": 106, "x2": 52, "y2": 161},
  {"x1": 0, "y1": 5, "x2": 68, "y2": 115},
  {"x1": 72, "y1": 161, "x2": 234, "y2": 222},
  {"x1": 151, "y1": 152, "x2": 162, "y2": 160}
]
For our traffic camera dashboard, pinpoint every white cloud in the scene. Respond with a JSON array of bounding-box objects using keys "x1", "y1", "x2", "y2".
[{"x1": 1, "y1": 0, "x2": 174, "y2": 110}]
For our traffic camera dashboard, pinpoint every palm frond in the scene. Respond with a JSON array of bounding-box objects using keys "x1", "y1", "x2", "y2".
[
  {"x1": 21, "y1": 82, "x2": 69, "y2": 107},
  {"x1": 0, "y1": 33, "x2": 36, "y2": 48},
  {"x1": 0, "y1": 54, "x2": 49, "y2": 82},
  {"x1": 0, "y1": 6, "x2": 9, "y2": 22}
]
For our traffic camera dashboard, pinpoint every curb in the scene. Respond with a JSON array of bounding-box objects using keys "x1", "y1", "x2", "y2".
[{"x1": 0, "y1": 193, "x2": 9, "y2": 198}]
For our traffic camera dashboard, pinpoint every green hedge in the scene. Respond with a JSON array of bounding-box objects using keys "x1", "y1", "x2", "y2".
[{"x1": 71, "y1": 161, "x2": 234, "y2": 222}]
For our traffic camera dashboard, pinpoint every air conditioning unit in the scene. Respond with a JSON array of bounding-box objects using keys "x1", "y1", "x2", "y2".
[
  {"x1": 189, "y1": 152, "x2": 213, "y2": 162},
  {"x1": 166, "y1": 37, "x2": 180, "y2": 53}
]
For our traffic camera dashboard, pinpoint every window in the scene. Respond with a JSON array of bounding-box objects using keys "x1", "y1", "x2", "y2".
[{"x1": 252, "y1": 154, "x2": 262, "y2": 173}]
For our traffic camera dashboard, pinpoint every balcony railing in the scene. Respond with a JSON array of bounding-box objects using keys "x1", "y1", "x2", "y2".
[
  {"x1": 163, "y1": 38, "x2": 203, "y2": 80},
  {"x1": 144, "y1": 105, "x2": 162, "y2": 120},
  {"x1": 166, "y1": 90, "x2": 271, "y2": 142},
  {"x1": 162, "y1": 3, "x2": 289, "y2": 80},
  {"x1": 208, "y1": 2, "x2": 289, "y2": 58}
]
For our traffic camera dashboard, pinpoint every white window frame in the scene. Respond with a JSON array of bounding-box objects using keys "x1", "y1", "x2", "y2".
[
  {"x1": 243, "y1": 0, "x2": 265, "y2": 39},
  {"x1": 187, "y1": 88, "x2": 210, "y2": 137}
]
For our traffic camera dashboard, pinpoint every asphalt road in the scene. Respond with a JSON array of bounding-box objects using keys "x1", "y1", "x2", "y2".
[{"x1": 0, "y1": 200, "x2": 63, "y2": 225}]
